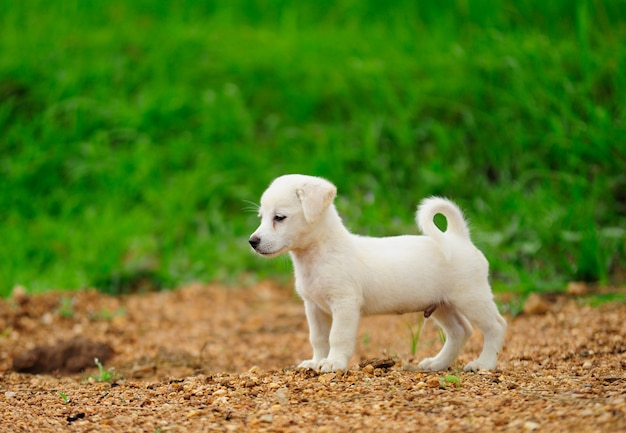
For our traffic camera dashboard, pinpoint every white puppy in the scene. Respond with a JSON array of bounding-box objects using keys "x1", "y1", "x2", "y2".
[{"x1": 249, "y1": 174, "x2": 506, "y2": 373}]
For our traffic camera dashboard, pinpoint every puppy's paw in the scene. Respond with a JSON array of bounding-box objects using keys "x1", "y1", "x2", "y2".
[
  {"x1": 298, "y1": 359, "x2": 320, "y2": 369},
  {"x1": 318, "y1": 357, "x2": 348, "y2": 373},
  {"x1": 418, "y1": 357, "x2": 450, "y2": 372},
  {"x1": 463, "y1": 359, "x2": 496, "y2": 372}
]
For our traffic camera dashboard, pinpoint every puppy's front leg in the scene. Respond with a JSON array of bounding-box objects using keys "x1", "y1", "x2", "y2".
[
  {"x1": 318, "y1": 302, "x2": 360, "y2": 372},
  {"x1": 298, "y1": 300, "x2": 332, "y2": 369}
]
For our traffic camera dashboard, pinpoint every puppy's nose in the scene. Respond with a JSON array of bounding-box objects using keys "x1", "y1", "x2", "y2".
[{"x1": 249, "y1": 236, "x2": 261, "y2": 249}]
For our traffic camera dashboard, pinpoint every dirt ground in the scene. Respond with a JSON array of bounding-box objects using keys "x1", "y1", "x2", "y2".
[{"x1": 0, "y1": 282, "x2": 625, "y2": 432}]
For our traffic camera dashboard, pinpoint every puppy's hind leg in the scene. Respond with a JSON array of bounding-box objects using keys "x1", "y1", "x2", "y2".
[
  {"x1": 462, "y1": 300, "x2": 507, "y2": 372},
  {"x1": 418, "y1": 305, "x2": 473, "y2": 372}
]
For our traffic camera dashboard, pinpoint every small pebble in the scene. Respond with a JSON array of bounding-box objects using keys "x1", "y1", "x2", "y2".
[
  {"x1": 362, "y1": 364, "x2": 375, "y2": 374},
  {"x1": 11, "y1": 285, "x2": 27, "y2": 299},
  {"x1": 426, "y1": 377, "x2": 441, "y2": 388},
  {"x1": 259, "y1": 413, "x2": 273, "y2": 423},
  {"x1": 185, "y1": 409, "x2": 206, "y2": 419},
  {"x1": 567, "y1": 281, "x2": 588, "y2": 296},
  {"x1": 523, "y1": 293, "x2": 549, "y2": 315},
  {"x1": 248, "y1": 365, "x2": 262, "y2": 374},
  {"x1": 401, "y1": 362, "x2": 421, "y2": 372},
  {"x1": 523, "y1": 421, "x2": 540, "y2": 431}
]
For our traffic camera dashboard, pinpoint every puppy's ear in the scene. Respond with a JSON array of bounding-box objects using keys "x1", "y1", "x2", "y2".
[{"x1": 296, "y1": 178, "x2": 337, "y2": 223}]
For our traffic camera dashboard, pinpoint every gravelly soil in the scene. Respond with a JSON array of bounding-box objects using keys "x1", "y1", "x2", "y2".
[{"x1": 0, "y1": 282, "x2": 625, "y2": 432}]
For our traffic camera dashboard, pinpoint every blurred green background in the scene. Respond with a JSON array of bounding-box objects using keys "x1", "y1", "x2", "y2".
[{"x1": 1, "y1": 0, "x2": 625, "y2": 298}]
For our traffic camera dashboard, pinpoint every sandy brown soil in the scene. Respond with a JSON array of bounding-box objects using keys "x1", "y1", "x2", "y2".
[{"x1": 1, "y1": 282, "x2": 625, "y2": 432}]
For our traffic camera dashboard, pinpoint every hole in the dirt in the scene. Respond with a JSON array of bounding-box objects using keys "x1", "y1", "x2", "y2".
[{"x1": 11, "y1": 338, "x2": 112, "y2": 374}]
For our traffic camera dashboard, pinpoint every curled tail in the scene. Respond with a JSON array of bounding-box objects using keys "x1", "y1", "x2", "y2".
[{"x1": 416, "y1": 197, "x2": 471, "y2": 259}]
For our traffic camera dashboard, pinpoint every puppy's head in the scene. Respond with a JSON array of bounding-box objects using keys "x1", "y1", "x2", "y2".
[{"x1": 249, "y1": 174, "x2": 337, "y2": 257}]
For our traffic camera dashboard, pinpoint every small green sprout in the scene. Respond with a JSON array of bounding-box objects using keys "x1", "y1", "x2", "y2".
[
  {"x1": 438, "y1": 327, "x2": 446, "y2": 344},
  {"x1": 91, "y1": 358, "x2": 117, "y2": 382},
  {"x1": 58, "y1": 391, "x2": 70, "y2": 404},
  {"x1": 1, "y1": 326, "x2": 12, "y2": 339},
  {"x1": 89, "y1": 307, "x2": 126, "y2": 321},
  {"x1": 362, "y1": 331, "x2": 371, "y2": 346},
  {"x1": 497, "y1": 297, "x2": 524, "y2": 318},
  {"x1": 439, "y1": 374, "x2": 461, "y2": 388},
  {"x1": 407, "y1": 316, "x2": 424, "y2": 355},
  {"x1": 58, "y1": 297, "x2": 75, "y2": 319}
]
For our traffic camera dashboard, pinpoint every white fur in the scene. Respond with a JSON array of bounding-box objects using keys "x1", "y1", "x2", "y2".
[{"x1": 249, "y1": 174, "x2": 507, "y2": 373}]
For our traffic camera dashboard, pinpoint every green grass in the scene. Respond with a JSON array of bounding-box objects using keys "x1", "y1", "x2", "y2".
[
  {"x1": 439, "y1": 374, "x2": 461, "y2": 389},
  {"x1": 407, "y1": 316, "x2": 425, "y2": 356},
  {"x1": 1, "y1": 0, "x2": 625, "y2": 296},
  {"x1": 88, "y1": 358, "x2": 118, "y2": 383},
  {"x1": 57, "y1": 391, "x2": 71, "y2": 404}
]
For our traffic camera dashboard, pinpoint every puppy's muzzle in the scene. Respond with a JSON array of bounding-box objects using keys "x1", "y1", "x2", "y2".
[{"x1": 249, "y1": 235, "x2": 261, "y2": 250}]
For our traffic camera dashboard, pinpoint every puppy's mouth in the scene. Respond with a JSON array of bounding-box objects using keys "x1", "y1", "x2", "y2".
[
  {"x1": 253, "y1": 248, "x2": 283, "y2": 258},
  {"x1": 249, "y1": 236, "x2": 288, "y2": 257}
]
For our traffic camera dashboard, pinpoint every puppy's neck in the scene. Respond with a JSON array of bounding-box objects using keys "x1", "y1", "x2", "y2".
[{"x1": 290, "y1": 205, "x2": 350, "y2": 260}]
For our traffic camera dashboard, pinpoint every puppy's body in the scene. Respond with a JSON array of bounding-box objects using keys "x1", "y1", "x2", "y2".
[{"x1": 250, "y1": 174, "x2": 506, "y2": 373}]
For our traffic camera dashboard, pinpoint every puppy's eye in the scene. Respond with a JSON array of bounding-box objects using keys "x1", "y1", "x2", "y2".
[{"x1": 273, "y1": 215, "x2": 286, "y2": 222}]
